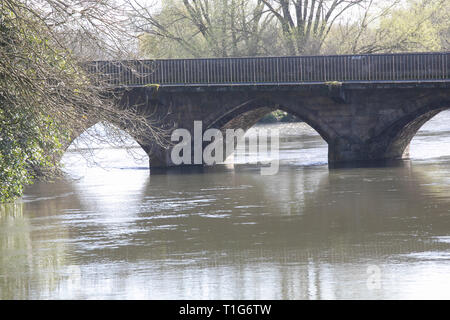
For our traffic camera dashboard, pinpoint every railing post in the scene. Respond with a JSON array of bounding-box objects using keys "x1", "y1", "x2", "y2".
[
  {"x1": 207, "y1": 59, "x2": 210, "y2": 84},
  {"x1": 276, "y1": 57, "x2": 280, "y2": 84}
]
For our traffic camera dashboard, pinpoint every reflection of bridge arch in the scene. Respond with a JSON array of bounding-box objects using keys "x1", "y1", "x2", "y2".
[{"x1": 10, "y1": 159, "x2": 450, "y2": 298}]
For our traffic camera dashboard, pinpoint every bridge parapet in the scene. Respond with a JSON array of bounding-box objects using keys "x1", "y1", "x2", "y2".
[{"x1": 86, "y1": 52, "x2": 449, "y2": 87}]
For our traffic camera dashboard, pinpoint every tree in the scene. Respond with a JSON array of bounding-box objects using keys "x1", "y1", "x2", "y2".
[
  {"x1": 426, "y1": 0, "x2": 450, "y2": 50},
  {"x1": 323, "y1": 0, "x2": 449, "y2": 54},
  {"x1": 131, "y1": 0, "x2": 277, "y2": 58},
  {"x1": 0, "y1": 0, "x2": 164, "y2": 202},
  {"x1": 134, "y1": 0, "x2": 448, "y2": 57},
  {"x1": 259, "y1": 0, "x2": 368, "y2": 55}
]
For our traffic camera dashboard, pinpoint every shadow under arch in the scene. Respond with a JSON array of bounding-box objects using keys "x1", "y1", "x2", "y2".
[
  {"x1": 202, "y1": 97, "x2": 330, "y2": 167},
  {"x1": 409, "y1": 109, "x2": 450, "y2": 159},
  {"x1": 367, "y1": 96, "x2": 450, "y2": 161},
  {"x1": 205, "y1": 97, "x2": 331, "y2": 144}
]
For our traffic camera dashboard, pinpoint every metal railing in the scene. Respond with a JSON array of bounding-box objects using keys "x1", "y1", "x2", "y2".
[{"x1": 86, "y1": 52, "x2": 450, "y2": 86}]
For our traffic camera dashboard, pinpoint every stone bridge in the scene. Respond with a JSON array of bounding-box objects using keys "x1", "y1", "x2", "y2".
[{"x1": 79, "y1": 52, "x2": 450, "y2": 169}]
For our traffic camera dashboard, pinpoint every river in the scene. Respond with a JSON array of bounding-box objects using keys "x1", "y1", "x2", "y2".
[{"x1": 1, "y1": 111, "x2": 450, "y2": 299}]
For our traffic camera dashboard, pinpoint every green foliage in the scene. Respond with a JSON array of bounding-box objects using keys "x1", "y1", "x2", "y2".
[
  {"x1": 1, "y1": 1, "x2": 166, "y2": 203},
  {"x1": 0, "y1": 6, "x2": 70, "y2": 203},
  {"x1": 0, "y1": 106, "x2": 66, "y2": 202},
  {"x1": 323, "y1": 0, "x2": 449, "y2": 54},
  {"x1": 144, "y1": 83, "x2": 160, "y2": 89},
  {"x1": 139, "y1": 0, "x2": 449, "y2": 57},
  {"x1": 258, "y1": 110, "x2": 300, "y2": 124},
  {"x1": 376, "y1": 0, "x2": 442, "y2": 52},
  {"x1": 325, "y1": 81, "x2": 343, "y2": 88},
  {"x1": 138, "y1": 0, "x2": 277, "y2": 58}
]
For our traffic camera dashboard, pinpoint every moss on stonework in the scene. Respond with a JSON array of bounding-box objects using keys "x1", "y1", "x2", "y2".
[
  {"x1": 325, "y1": 81, "x2": 343, "y2": 88},
  {"x1": 145, "y1": 83, "x2": 160, "y2": 90}
]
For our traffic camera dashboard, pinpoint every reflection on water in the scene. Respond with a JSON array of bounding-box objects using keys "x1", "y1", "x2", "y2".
[{"x1": 1, "y1": 112, "x2": 450, "y2": 299}]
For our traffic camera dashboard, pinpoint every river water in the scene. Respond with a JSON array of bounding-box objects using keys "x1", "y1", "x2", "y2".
[{"x1": 1, "y1": 111, "x2": 450, "y2": 300}]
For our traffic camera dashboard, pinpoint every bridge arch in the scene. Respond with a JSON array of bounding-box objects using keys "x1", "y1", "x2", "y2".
[
  {"x1": 201, "y1": 97, "x2": 330, "y2": 166},
  {"x1": 381, "y1": 98, "x2": 450, "y2": 160},
  {"x1": 62, "y1": 121, "x2": 150, "y2": 166},
  {"x1": 205, "y1": 97, "x2": 331, "y2": 144},
  {"x1": 106, "y1": 77, "x2": 450, "y2": 168},
  {"x1": 410, "y1": 110, "x2": 450, "y2": 160}
]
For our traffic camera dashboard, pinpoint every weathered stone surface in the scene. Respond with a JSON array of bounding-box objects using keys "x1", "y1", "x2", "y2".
[{"x1": 68, "y1": 82, "x2": 450, "y2": 169}]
